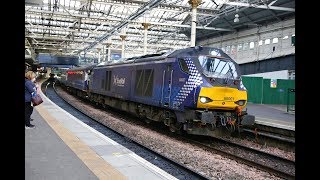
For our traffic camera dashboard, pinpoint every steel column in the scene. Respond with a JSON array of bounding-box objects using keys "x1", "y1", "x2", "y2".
[
  {"x1": 97, "y1": 48, "x2": 101, "y2": 63},
  {"x1": 189, "y1": 0, "x2": 202, "y2": 47},
  {"x1": 142, "y1": 23, "x2": 150, "y2": 55},
  {"x1": 120, "y1": 35, "x2": 127, "y2": 58}
]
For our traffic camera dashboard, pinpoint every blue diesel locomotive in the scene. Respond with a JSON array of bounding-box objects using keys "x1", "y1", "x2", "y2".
[{"x1": 62, "y1": 46, "x2": 255, "y2": 137}]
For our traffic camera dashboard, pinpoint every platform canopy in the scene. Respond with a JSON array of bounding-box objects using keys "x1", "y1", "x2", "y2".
[{"x1": 25, "y1": 0, "x2": 295, "y2": 58}]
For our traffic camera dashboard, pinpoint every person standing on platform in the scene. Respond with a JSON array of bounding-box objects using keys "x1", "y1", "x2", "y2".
[{"x1": 25, "y1": 71, "x2": 37, "y2": 129}]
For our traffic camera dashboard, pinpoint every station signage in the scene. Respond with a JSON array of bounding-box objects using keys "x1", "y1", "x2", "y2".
[{"x1": 270, "y1": 79, "x2": 277, "y2": 88}]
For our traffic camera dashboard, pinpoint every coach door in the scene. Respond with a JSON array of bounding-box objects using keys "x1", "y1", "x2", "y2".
[{"x1": 161, "y1": 64, "x2": 173, "y2": 108}]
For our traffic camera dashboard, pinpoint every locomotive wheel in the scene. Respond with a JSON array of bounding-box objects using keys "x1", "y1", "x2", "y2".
[
  {"x1": 169, "y1": 123, "x2": 176, "y2": 133},
  {"x1": 163, "y1": 116, "x2": 169, "y2": 126},
  {"x1": 145, "y1": 118, "x2": 151, "y2": 124},
  {"x1": 163, "y1": 117, "x2": 176, "y2": 132},
  {"x1": 208, "y1": 123, "x2": 216, "y2": 131},
  {"x1": 169, "y1": 122, "x2": 182, "y2": 133}
]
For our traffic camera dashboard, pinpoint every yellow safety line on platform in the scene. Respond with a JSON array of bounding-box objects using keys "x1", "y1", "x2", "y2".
[
  {"x1": 36, "y1": 105, "x2": 127, "y2": 180},
  {"x1": 255, "y1": 116, "x2": 295, "y2": 125}
]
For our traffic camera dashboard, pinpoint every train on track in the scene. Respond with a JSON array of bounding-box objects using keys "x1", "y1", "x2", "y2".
[{"x1": 58, "y1": 46, "x2": 255, "y2": 137}]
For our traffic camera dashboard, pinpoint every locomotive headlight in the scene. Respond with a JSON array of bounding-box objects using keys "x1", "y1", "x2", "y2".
[
  {"x1": 200, "y1": 96, "x2": 213, "y2": 103},
  {"x1": 235, "y1": 100, "x2": 246, "y2": 106}
]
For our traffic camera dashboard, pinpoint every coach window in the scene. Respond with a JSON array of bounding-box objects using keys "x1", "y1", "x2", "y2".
[
  {"x1": 178, "y1": 58, "x2": 190, "y2": 74},
  {"x1": 237, "y1": 43, "x2": 242, "y2": 51},
  {"x1": 272, "y1": 38, "x2": 278, "y2": 44},
  {"x1": 231, "y1": 45, "x2": 236, "y2": 54},
  {"x1": 265, "y1": 39, "x2": 270, "y2": 45},
  {"x1": 243, "y1": 42, "x2": 248, "y2": 50},
  {"x1": 249, "y1": 42, "x2": 255, "y2": 49},
  {"x1": 226, "y1": 45, "x2": 231, "y2": 54}
]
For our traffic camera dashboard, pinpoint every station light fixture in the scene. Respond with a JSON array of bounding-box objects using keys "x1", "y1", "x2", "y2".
[
  {"x1": 234, "y1": 7, "x2": 240, "y2": 23},
  {"x1": 234, "y1": 14, "x2": 239, "y2": 23}
]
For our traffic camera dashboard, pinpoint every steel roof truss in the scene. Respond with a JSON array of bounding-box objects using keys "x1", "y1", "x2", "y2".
[{"x1": 225, "y1": 1, "x2": 295, "y2": 12}]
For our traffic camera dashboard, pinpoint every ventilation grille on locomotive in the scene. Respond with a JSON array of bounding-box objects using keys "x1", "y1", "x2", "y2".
[{"x1": 135, "y1": 69, "x2": 154, "y2": 97}]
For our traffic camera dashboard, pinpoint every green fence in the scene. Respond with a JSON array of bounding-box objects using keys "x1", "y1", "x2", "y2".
[
  {"x1": 241, "y1": 76, "x2": 295, "y2": 105},
  {"x1": 241, "y1": 77, "x2": 263, "y2": 103}
]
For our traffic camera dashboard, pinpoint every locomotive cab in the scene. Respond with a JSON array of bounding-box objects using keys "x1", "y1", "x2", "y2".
[
  {"x1": 195, "y1": 55, "x2": 247, "y2": 110},
  {"x1": 172, "y1": 47, "x2": 255, "y2": 135}
]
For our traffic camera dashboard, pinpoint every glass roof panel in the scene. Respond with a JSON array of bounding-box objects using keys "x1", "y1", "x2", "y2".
[{"x1": 24, "y1": 0, "x2": 294, "y2": 56}]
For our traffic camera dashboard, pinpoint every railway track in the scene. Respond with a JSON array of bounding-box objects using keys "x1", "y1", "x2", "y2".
[
  {"x1": 43, "y1": 80, "x2": 210, "y2": 180},
  {"x1": 243, "y1": 127, "x2": 295, "y2": 144},
  {"x1": 183, "y1": 135, "x2": 295, "y2": 179},
  {"x1": 49, "y1": 80, "x2": 295, "y2": 179},
  {"x1": 241, "y1": 125, "x2": 295, "y2": 152}
]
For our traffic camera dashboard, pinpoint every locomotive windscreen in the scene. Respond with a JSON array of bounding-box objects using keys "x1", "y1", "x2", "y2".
[{"x1": 198, "y1": 55, "x2": 239, "y2": 79}]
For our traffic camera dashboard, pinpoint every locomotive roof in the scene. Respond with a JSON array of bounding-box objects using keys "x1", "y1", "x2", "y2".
[
  {"x1": 96, "y1": 46, "x2": 234, "y2": 67},
  {"x1": 167, "y1": 46, "x2": 232, "y2": 59}
]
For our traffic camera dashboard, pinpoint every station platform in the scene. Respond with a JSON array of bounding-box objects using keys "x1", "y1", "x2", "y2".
[
  {"x1": 25, "y1": 90, "x2": 177, "y2": 180},
  {"x1": 246, "y1": 103, "x2": 295, "y2": 131}
]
